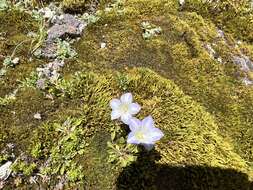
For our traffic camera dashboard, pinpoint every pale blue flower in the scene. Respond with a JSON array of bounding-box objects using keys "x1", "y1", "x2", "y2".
[
  {"x1": 127, "y1": 116, "x2": 164, "y2": 150},
  {"x1": 110, "y1": 93, "x2": 141, "y2": 124}
]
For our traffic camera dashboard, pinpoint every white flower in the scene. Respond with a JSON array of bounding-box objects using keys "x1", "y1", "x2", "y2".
[
  {"x1": 0, "y1": 161, "x2": 12, "y2": 181},
  {"x1": 127, "y1": 116, "x2": 164, "y2": 151},
  {"x1": 110, "y1": 93, "x2": 141, "y2": 124}
]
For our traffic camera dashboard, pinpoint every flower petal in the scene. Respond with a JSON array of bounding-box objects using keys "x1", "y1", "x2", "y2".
[
  {"x1": 129, "y1": 103, "x2": 141, "y2": 115},
  {"x1": 142, "y1": 116, "x2": 154, "y2": 129},
  {"x1": 111, "y1": 110, "x2": 121, "y2": 120},
  {"x1": 110, "y1": 99, "x2": 121, "y2": 109},
  {"x1": 121, "y1": 113, "x2": 132, "y2": 124},
  {"x1": 127, "y1": 132, "x2": 140, "y2": 144},
  {"x1": 128, "y1": 117, "x2": 141, "y2": 131},
  {"x1": 120, "y1": 93, "x2": 133, "y2": 104},
  {"x1": 143, "y1": 143, "x2": 154, "y2": 151},
  {"x1": 149, "y1": 128, "x2": 164, "y2": 142}
]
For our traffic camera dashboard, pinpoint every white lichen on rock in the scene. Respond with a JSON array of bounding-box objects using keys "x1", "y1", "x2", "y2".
[{"x1": 0, "y1": 161, "x2": 12, "y2": 181}]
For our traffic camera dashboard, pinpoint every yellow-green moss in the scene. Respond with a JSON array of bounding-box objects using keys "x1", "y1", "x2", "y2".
[
  {"x1": 1, "y1": 0, "x2": 253, "y2": 189},
  {"x1": 62, "y1": 0, "x2": 92, "y2": 13},
  {"x1": 183, "y1": 0, "x2": 253, "y2": 42},
  {"x1": 2, "y1": 67, "x2": 249, "y2": 189},
  {"x1": 0, "y1": 10, "x2": 40, "y2": 98},
  {"x1": 26, "y1": 68, "x2": 253, "y2": 188},
  {"x1": 72, "y1": 0, "x2": 253, "y2": 168}
]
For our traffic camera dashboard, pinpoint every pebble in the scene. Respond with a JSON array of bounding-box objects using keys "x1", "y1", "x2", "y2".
[
  {"x1": 34, "y1": 113, "x2": 42, "y2": 120},
  {"x1": 100, "y1": 42, "x2": 106, "y2": 49}
]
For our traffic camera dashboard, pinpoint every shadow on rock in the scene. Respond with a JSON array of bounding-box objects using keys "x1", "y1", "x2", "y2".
[{"x1": 116, "y1": 150, "x2": 253, "y2": 190}]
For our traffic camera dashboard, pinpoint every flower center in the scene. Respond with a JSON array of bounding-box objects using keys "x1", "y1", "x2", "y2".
[
  {"x1": 135, "y1": 131, "x2": 145, "y2": 141},
  {"x1": 120, "y1": 103, "x2": 129, "y2": 113}
]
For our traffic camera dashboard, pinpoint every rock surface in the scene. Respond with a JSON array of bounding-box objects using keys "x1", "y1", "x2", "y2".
[
  {"x1": 233, "y1": 55, "x2": 253, "y2": 72},
  {"x1": 47, "y1": 14, "x2": 86, "y2": 41},
  {"x1": 39, "y1": 13, "x2": 85, "y2": 59}
]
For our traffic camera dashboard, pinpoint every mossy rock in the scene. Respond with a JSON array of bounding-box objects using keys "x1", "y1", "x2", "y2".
[
  {"x1": 2, "y1": 68, "x2": 252, "y2": 189},
  {"x1": 1, "y1": 0, "x2": 253, "y2": 189},
  {"x1": 183, "y1": 0, "x2": 253, "y2": 42}
]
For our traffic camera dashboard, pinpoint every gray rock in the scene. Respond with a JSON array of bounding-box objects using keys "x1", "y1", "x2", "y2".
[
  {"x1": 232, "y1": 54, "x2": 253, "y2": 85},
  {"x1": 232, "y1": 55, "x2": 253, "y2": 72},
  {"x1": 204, "y1": 44, "x2": 216, "y2": 59},
  {"x1": 203, "y1": 43, "x2": 223, "y2": 63},
  {"x1": 37, "y1": 67, "x2": 51, "y2": 78},
  {"x1": 36, "y1": 59, "x2": 65, "y2": 89},
  {"x1": 41, "y1": 14, "x2": 85, "y2": 59},
  {"x1": 242, "y1": 77, "x2": 253, "y2": 85},
  {"x1": 34, "y1": 113, "x2": 42, "y2": 120},
  {"x1": 40, "y1": 41, "x2": 58, "y2": 59},
  {"x1": 36, "y1": 78, "x2": 47, "y2": 90},
  {"x1": 47, "y1": 14, "x2": 86, "y2": 41},
  {"x1": 217, "y1": 29, "x2": 225, "y2": 39}
]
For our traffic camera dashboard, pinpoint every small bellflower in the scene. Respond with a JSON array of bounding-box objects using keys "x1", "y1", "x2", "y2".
[
  {"x1": 110, "y1": 93, "x2": 141, "y2": 124},
  {"x1": 127, "y1": 116, "x2": 164, "y2": 150}
]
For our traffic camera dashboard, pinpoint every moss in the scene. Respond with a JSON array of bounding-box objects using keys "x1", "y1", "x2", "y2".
[
  {"x1": 12, "y1": 161, "x2": 37, "y2": 176},
  {"x1": 0, "y1": 10, "x2": 40, "y2": 98},
  {"x1": 1, "y1": 0, "x2": 253, "y2": 188},
  {"x1": 0, "y1": 10, "x2": 38, "y2": 34},
  {"x1": 79, "y1": 131, "x2": 117, "y2": 189},
  {"x1": 123, "y1": 0, "x2": 178, "y2": 17},
  {"x1": 183, "y1": 0, "x2": 253, "y2": 42},
  {"x1": 62, "y1": 0, "x2": 96, "y2": 13},
  {"x1": 71, "y1": 0, "x2": 253, "y2": 170},
  {"x1": 3, "y1": 66, "x2": 250, "y2": 189},
  {"x1": 28, "y1": 68, "x2": 253, "y2": 187},
  {"x1": 0, "y1": 154, "x2": 10, "y2": 163}
]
